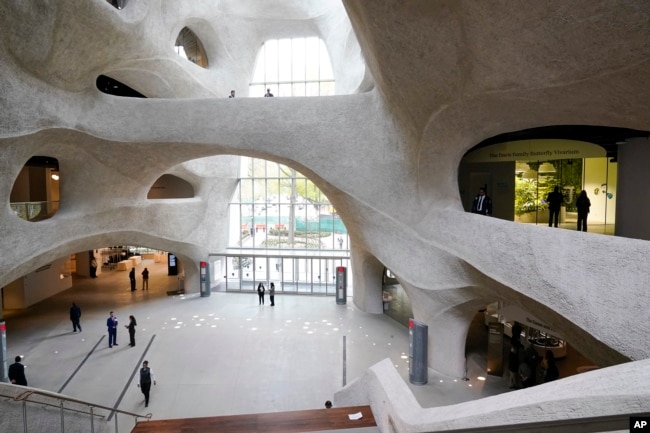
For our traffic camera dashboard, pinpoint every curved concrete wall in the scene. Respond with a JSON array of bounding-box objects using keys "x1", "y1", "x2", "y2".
[{"x1": 1, "y1": 0, "x2": 650, "y2": 429}]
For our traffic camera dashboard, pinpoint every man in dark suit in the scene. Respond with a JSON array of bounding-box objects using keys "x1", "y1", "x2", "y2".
[
  {"x1": 129, "y1": 267, "x2": 136, "y2": 291},
  {"x1": 8, "y1": 356, "x2": 27, "y2": 386},
  {"x1": 107, "y1": 311, "x2": 118, "y2": 347},
  {"x1": 546, "y1": 186, "x2": 564, "y2": 227},
  {"x1": 70, "y1": 302, "x2": 82, "y2": 332},
  {"x1": 138, "y1": 360, "x2": 156, "y2": 407},
  {"x1": 471, "y1": 187, "x2": 492, "y2": 216}
]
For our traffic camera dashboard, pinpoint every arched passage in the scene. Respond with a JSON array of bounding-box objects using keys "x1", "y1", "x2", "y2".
[
  {"x1": 148, "y1": 174, "x2": 195, "y2": 199},
  {"x1": 10, "y1": 156, "x2": 60, "y2": 221}
]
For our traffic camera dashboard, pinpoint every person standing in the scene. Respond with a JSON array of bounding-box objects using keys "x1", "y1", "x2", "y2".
[
  {"x1": 269, "y1": 282, "x2": 275, "y2": 306},
  {"x1": 471, "y1": 187, "x2": 492, "y2": 216},
  {"x1": 141, "y1": 267, "x2": 149, "y2": 290},
  {"x1": 125, "y1": 315, "x2": 137, "y2": 347},
  {"x1": 506, "y1": 343, "x2": 520, "y2": 389},
  {"x1": 107, "y1": 311, "x2": 118, "y2": 347},
  {"x1": 257, "y1": 282, "x2": 265, "y2": 305},
  {"x1": 70, "y1": 302, "x2": 82, "y2": 332},
  {"x1": 90, "y1": 257, "x2": 98, "y2": 278},
  {"x1": 546, "y1": 186, "x2": 563, "y2": 228},
  {"x1": 8, "y1": 356, "x2": 27, "y2": 386},
  {"x1": 228, "y1": 90, "x2": 236, "y2": 98},
  {"x1": 576, "y1": 190, "x2": 591, "y2": 232},
  {"x1": 264, "y1": 88, "x2": 274, "y2": 97},
  {"x1": 543, "y1": 350, "x2": 560, "y2": 383},
  {"x1": 129, "y1": 267, "x2": 136, "y2": 291},
  {"x1": 138, "y1": 360, "x2": 156, "y2": 407}
]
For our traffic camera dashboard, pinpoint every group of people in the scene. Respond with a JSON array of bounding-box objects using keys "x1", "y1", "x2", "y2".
[
  {"x1": 228, "y1": 89, "x2": 275, "y2": 98},
  {"x1": 547, "y1": 186, "x2": 591, "y2": 231},
  {"x1": 256, "y1": 282, "x2": 276, "y2": 306},
  {"x1": 472, "y1": 185, "x2": 592, "y2": 231},
  {"x1": 129, "y1": 267, "x2": 149, "y2": 291},
  {"x1": 104, "y1": 310, "x2": 138, "y2": 348},
  {"x1": 13, "y1": 307, "x2": 155, "y2": 407}
]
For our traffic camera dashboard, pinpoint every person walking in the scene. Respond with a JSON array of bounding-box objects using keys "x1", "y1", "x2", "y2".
[
  {"x1": 137, "y1": 360, "x2": 156, "y2": 407},
  {"x1": 107, "y1": 311, "x2": 118, "y2": 347},
  {"x1": 546, "y1": 186, "x2": 563, "y2": 228},
  {"x1": 8, "y1": 356, "x2": 27, "y2": 386},
  {"x1": 269, "y1": 282, "x2": 275, "y2": 306},
  {"x1": 141, "y1": 267, "x2": 149, "y2": 290},
  {"x1": 125, "y1": 315, "x2": 137, "y2": 347},
  {"x1": 129, "y1": 267, "x2": 136, "y2": 291},
  {"x1": 257, "y1": 282, "x2": 265, "y2": 305},
  {"x1": 576, "y1": 190, "x2": 591, "y2": 232},
  {"x1": 471, "y1": 187, "x2": 492, "y2": 216},
  {"x1": 70, "y1": 302, "x2": 82, "y2": 332}
]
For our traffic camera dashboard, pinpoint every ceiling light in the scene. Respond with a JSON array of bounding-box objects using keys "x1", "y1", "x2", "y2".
[
  {"x1": 51, "y1": 173, "x2": 60, "y2": 181},
  {"x1": 515, "y1": 162, "x2": 530, "y2": 174},
  {"x1": 522, "y1": 169, "x2": 538, "y2": 180},
  {"x1": 538, "y1": 162, "x2": 556, "y2": 173}
]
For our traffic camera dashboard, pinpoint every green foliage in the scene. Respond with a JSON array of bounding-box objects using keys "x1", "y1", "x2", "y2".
[
  {"x1": 515, "y1": 179, "x2": 538, "y2": 216},
  {"x1": 263, "y1": 237, "x2": 322, "y2": 249}
]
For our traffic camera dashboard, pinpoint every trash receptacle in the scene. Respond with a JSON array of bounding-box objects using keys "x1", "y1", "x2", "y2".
[{"x1": 409, "y1": 318, "x2": 428, "y2": 385}]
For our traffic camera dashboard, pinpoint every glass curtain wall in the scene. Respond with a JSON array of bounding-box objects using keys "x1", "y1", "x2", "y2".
[
  {"x1": 514, "y1": 157, "x2": 616, "y2": 233},
  {"x1": 224, "y1": 256, "x2": 349, "y2": 295},
  {"x1": 225, "y1": 157, "x2": 350, "y2": 294},
  {"x1": 249, "y1": 37, "x2": 335, "y2": 97},
  {"x1": 222, "y1": 38, "x2": 348, "y2": 295}
]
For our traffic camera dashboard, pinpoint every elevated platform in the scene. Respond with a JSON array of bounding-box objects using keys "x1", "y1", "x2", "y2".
[{"x1": 131, "y1": 405, "x2": 376, "y2": 433}]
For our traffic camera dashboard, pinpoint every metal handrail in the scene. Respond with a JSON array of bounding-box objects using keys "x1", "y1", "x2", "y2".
[{"x1": 0, "y1": 388, "x2": 151, "y2": 433}]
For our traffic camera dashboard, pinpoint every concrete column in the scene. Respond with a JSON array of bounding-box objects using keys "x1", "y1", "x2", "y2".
[
  {"x1": 350, "y1": 247, "x2": 384, "y2": 314},
  {"x1": 615, "y1": 137, "x2": 650, "y2": 240}
]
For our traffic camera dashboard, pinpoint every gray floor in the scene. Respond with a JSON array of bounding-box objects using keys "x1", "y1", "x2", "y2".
[{"x1": 2, "y1": 259, "x2": 515, "y2": 432}]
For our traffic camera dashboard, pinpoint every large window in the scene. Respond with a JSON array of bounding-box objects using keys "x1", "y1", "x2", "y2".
[
  {"x1": 229, "y1": 158, "x2": 348, "y2": 250},
  {"x1": 514, "y1": 158, "x2": 616, "y2": 233},
  {"x1": 249, "y1": 37, "x2": 335, "y2": 97},
  {"x1": 223, "y1": 157, "x2": 350, "y2": 295}
]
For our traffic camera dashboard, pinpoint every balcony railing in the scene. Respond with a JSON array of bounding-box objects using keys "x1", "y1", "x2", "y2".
[
  {"x1": 10, "y1": 201, "x2": 59, "y2": 221},
  {"x1": 0, "y1": 384, "x2": 151, "y2": 433}
]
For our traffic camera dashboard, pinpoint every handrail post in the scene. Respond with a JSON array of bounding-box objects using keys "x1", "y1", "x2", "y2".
[
  {"x1": 22, "y1": 400, "x2": 27, "y2": 433},
  {"x1": 60, "y1": 400, "x2": 65, "y2": 432},
  {"x1": 90, "y1": 406, "x2": 95, "y2": 433},
  {"x1": 115, "y1": 412, "x2": 119, "y2": 433}
]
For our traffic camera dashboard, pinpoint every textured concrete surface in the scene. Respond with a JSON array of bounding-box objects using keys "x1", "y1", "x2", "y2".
[{"x1": 1, "y1": 1, "x2": 650, "y2": 431}]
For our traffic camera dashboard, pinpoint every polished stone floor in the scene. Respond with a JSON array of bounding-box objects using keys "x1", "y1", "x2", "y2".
[{"x1": 1, "y1": 259, "x2": 591, "y2": 432}]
